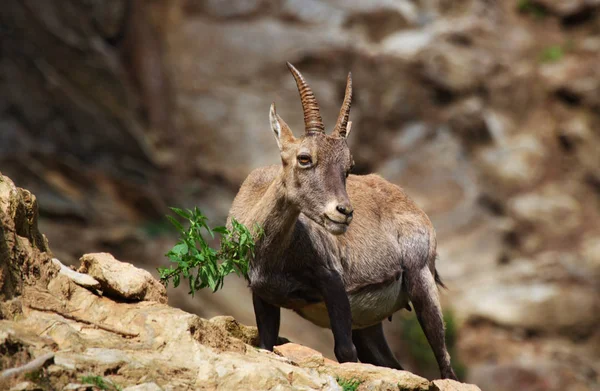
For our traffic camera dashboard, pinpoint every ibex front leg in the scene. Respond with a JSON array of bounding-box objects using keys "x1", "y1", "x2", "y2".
[
  {"x1": 252, "y1": 292, "x2": 281, "y2": 350},
  {"x1": 319, "y1": 270, "x2": 358, "y2": 363}
]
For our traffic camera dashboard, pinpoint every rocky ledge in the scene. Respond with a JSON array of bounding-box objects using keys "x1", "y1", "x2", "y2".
[{"x1": 0, "y1": 172, "x2": 479, "y2": 391}]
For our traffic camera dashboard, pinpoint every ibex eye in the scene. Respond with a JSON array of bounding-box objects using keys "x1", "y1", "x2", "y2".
[{"x1": 297, "y1": 154, "x2": 312, "y2": 166}]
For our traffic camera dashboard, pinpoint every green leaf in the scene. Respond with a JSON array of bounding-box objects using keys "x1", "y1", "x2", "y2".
[
  {"x1": 540, "y1": 45, "x2": 564, "y2": 63},
  {"x1": 167, "y1": 253, "x2": 180, "y2": 263},
  {"x1": 166, "y1": 215, "x2": 185, "y2": 233},
  {"x1": 172, "y1": 242, "x2": 189, "y2": 255},
  {"x1": 207, "y1": 273, "x2": 217, "y2": 292},
  {"x1": 189, "y1": 275, "x2": 195, "y2": 296},
  {"x1": 170, "y1": 207, "x2": 191, "y2": 219},
  {"x1": 213, "y1": 226, "x2": 228, "y2": 234}
]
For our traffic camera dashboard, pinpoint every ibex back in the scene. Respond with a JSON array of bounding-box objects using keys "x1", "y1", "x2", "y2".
[{"x1": 227, "y1": 63, "x2": 458, "y2": 380}]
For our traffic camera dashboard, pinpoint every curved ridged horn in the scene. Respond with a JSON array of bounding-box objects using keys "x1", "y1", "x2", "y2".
[
  {"x1": 287, "y1": 62, "x2": 325, "y2": 134},
  {"x1": 332, "y1": 72, "x2": 352, "y2": 138}
]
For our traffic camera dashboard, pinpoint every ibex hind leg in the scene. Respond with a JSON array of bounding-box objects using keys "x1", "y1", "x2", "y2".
[
  {"x1": 352, "y1": 322, "x2": 403, "y2": 370},
  {"x1": 405, "y1": 267, "x2": 458, "y2": 380}
]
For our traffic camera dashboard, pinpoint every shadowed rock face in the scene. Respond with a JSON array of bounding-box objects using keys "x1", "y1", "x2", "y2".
[
  {"x1": 0, "y1": 172, "x2": 481, "y2": 391},
  {"x1": 0, "y1": 173, "x2": 57, "y2": 305},
  {"x1": 1, "y1": 1, "x2": 600, "y2": 389}
]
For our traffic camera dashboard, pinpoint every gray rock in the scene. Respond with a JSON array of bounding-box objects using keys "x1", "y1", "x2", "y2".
[
  {"x1": 62, "y1": 384, "x2": 89, "y2": 391},
  {"x1": 432, "y1": 379, "x2": 482, "y2": 391},
  {"x1": 508, "y1": 184, "x2": 582, "y2": 236},
  {"x1": 10, "y1": 382, "x2": 39, "y2": 391},
  {"x1": 122, "y1": 383, "x2": 163, "y2": 391},
  {"x1": 78, "y1": 253, "x2": 167, "y2": 303},
  {"x1": 52, "y1": 258, "x2": 101, "y2": 290},
  {"x1": 478, "y1": 134, "x2": 547, "y2": 190},
  {"x1": 201, "y1": 0, "x2": 265, "y2": 19},
  {"x1": 535, "y1": 0, "x2": 600, "y2": 16},
  {"x1": 457, "y1": 280, "x2": 600, "y2": 333}
]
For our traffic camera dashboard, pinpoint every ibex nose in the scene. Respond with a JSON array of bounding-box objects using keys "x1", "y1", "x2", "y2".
[{"x1": 336, "y1": 204, "x2": 354, "y2": 217}]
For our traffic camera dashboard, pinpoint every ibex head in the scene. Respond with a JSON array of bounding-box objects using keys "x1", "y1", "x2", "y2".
[{"x1": 269, "y1": 63, "x2": 355, "y2": 235}]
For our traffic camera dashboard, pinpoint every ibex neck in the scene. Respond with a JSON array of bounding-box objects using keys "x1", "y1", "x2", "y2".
[{"x1": 251, "y1": 170, "x2": 299, "y2": 256}]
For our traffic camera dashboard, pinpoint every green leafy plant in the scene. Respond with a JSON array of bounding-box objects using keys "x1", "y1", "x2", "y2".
[
  {"x1": 80, "y1": 375, "x2": 122, "y2": 391},
  {"x1": 336, "y1": 377, "x2": 363, "y2": 391},
  {"x1": 517, "y1": 0, "x2": 547, "y2": 18},
  {"x1": 24, "y1": 370, "x2": 42, "y2": 383},
  {"x1": 158, "y1": 207, "x2": 262, "y2": 295},
  {"x1": 24, "y1": 369, "x2": 50, "y2": 388},
  {"x1": 540, "y1": 45, "x2": 565, "y2": 63}
]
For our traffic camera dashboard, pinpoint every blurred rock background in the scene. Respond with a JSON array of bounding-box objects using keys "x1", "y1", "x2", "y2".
[{"x1": 1, "y1": 0, "x2": 599, "y2": 389}]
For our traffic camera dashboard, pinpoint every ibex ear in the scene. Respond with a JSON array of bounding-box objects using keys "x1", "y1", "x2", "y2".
[{"x1": 269, "y1": 103, "x2": 294, "y2": 150}]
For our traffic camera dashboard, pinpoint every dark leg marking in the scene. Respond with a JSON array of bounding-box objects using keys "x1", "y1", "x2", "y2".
[
  {"x1": 252, "y1": 292, "x2": 281, "y2": 351},
  {"x1": 319, "y1": 270, "x2": 358, "y2": 363}
]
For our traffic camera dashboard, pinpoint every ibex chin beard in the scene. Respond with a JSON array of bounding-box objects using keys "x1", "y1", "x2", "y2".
[{"x1": 323, "y1": 214, "x2": 351, "y2": 235}]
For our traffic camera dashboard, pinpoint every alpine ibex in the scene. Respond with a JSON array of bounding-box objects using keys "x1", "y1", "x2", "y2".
[{"x1": 228, "y1": 63, "x2": 457, "y2": 380}]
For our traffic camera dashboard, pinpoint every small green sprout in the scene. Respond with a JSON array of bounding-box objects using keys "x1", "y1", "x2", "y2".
[
  {"x1": 540, "y1": 45, "x2": 565, "y2": 63},
  {"x1": 80, "y1": 375, "x2": 122, "y2": 391},
  {"x1": 517, "y1": 0, "x2": 547, "y2": 19},
  {"x1": 158, "y1": 207, "x2": 263, "y2": 295},
  {"x1": 336, "y1": 377, "x2": 363, "y2": 391}
]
